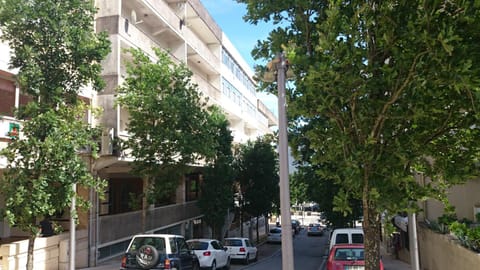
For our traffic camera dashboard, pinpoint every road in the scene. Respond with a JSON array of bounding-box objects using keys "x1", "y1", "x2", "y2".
[
  {"x1": 230, "y1": 227, "x2": 330, "y2": 270},
  {"x1": 83, "y1": 228, "x2": 330, "y2": 270}
]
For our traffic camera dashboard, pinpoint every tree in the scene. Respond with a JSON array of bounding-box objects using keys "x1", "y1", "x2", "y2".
[
  {"x1": 116, "y1": 48, "x2": 217, "y2": 231},
  {"x1": 237, "y1": 1, "x2": 480, "y2": 269},
  {"x1": 0, "y1": 0, "x2": 110, "y2": 112},
  {"x1": 197, "y1": 107, "x2": 235, "y2": 240},
  {"x1": 0, "y1": 105, "x2": 107, "y2": 270},
  {"x1": 0, "y1": 0, "x2": 110, "y2": 269},
  {"x1": 235, "y1": 136, "x2": 279, "y2": 242}
]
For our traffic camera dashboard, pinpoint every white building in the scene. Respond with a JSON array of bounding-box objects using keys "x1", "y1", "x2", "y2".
[{"x1": 0, "y1": 0, "x2": 277, "y2": 267}]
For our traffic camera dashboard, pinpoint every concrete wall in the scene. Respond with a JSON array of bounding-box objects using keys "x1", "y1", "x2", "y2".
[
  {"x1": 417, "y1": 224, "x2": 480, "y2": 270},
  {"x1": 0, "y1": 230, "x2": 88, "y2": 270},
  {"x1": 423, "y1": 178, "x2": 480, "y2": 222}
]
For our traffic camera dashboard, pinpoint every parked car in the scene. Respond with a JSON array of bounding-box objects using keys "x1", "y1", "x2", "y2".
[
  {"x1": 186, "y1": 239, "x2": 230, "y2": 270},
  {"x1": 267, "y1": 227, "x2": 282, "y2": 243},
  {"x1": 329, "y1": 228, "x2": 364, "y2": 250},
  {"x1": 223, "y1": 237, "x2": 258, "y2": 265},
  {"x1": 307, "y1": 223, "x2": 324, "y2": 236},
  {"x1": 120, "y1": 234, "x2": 199, "y2": 270},
  {"x1": 327, "y1": 244, "x2": 384, "y2": 270}
]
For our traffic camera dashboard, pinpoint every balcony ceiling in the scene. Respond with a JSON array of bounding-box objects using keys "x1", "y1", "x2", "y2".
[{"x1": 124, "y1": 0, "x2": 182, "y2": 45}]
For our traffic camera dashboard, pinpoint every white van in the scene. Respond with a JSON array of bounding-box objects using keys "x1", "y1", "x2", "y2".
[{"x1": 329, "y1": 228, "x2": 364, "y2": 250}]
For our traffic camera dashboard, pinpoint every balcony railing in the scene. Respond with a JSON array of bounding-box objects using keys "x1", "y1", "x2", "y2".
[{"x1": 98, "y1": 201, "x2": 202, "y2": 245}]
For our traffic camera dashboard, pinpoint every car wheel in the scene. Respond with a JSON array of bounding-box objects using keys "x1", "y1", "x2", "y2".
[
  {"x1": 135, "y1": 245, "x2": 159, "y2": 269},
  {"x1": 243, "y1": 254, "x2": 249, "y2": 265}
]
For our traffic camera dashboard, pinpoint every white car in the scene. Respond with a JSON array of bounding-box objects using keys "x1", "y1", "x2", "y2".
[
  {"x1": 267, "y1": 227, "x2": 295, "y2": 243},
  {"x1": 223, "y1": 237, "x2": 258, "y2": 265},
  {"x1": 267, "y1": 227, "x2": 282, "y2": 243},
  {"x1": 187, "y1": 239, "x2": 230, "y2": 270}
]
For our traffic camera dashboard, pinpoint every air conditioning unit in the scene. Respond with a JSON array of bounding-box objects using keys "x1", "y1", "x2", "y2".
[{"x1": 100, "y1": 128, "x2": 114, "y2": 156}]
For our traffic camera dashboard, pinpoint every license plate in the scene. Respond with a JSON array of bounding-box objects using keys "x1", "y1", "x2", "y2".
[{"x1": 344, "y1": 266, "x2": 364, "y2": 270}]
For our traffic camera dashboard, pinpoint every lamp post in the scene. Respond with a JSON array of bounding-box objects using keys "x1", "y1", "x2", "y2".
[{"x1": 264, "y1": 52, "x2": 294, "y2": 270}]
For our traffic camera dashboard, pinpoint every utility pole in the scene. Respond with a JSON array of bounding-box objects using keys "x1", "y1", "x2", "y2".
[
  {"x1": 277, "y1": 52, "x2": 294, "y2": 270},
  {"x1": 263, "y1": 52, "x2": 294, "y2": 270}
]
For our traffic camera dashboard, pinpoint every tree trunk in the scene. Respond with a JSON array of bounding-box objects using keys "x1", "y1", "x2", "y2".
[
  {"x1": 363, "y1": 197, "x2": 382, "y2": 270},
  {"x1": 26, "y1": 234, "x2": 36, "y2": 270},
  {"x1": 141, "y1": 176, "x2": 149, "y2": 233}
]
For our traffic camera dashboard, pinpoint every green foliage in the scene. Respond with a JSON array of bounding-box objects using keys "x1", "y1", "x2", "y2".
[
  {"x1": 289, "y1": 170, "x2": 308, "y2": 204},
  {"x1": 0, "y1": 0, "x2": 110, "y2": 111},
  {"x1": 116, "y1": 47, "x2": 218, "y2": 203},
  {"x1": 0, "y1": 1, "x2": 110, "y2": 268},
  {"x1": 235, "y1": 136, "x2": 279, "y2": 218},
  {"x1": 197, "y1": 107, "x2": 235, "y2": 239},
  {"x1": 237, "y1": 1, "x2": 480, "y2": 269},
  {"x1": 449, "y1": 221, "x2": 480, "y2": 252},
  {"x1": 0, "y1": 104, "x2": 107, "y2": 233}
]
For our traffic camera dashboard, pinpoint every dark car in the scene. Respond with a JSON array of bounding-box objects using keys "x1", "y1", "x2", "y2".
[
  {"x1": 120, "y1": 234, "x2": 199, "y2": 270},
  {"x1": 291, "y1": 219, "x2": 301, "y2": 234}
]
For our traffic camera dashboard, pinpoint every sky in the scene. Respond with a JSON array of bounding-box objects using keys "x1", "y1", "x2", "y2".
[{"x1": 200, "y1": 0, "x2": 279, "y2": 115}]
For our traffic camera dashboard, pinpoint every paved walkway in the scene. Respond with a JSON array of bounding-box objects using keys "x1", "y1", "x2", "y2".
[{"x1": 380, "y1": 244, "x2": 411, "y2": 270}]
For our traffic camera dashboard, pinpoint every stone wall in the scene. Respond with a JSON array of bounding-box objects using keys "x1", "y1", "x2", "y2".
[
  {"x1": 418, "y1": 224, "x2": 480, "y2": 270},
  {"x1": 0, "y1": 230, "x2": 88, "y2": 270}
]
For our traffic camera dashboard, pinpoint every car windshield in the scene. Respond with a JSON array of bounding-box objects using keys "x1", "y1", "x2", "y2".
[
  {"x1": 224, "y1": 239, "x2": 242, "y2": 246},
  {"x1": 128, "y1": 237, "x2": 166, "y2": 253},
  {"x1": 188, "y1": 241, "x2": 208, "y2": 250},
  {"x1": 334, "y1": 248, "x2": 364, "y2": 261}
]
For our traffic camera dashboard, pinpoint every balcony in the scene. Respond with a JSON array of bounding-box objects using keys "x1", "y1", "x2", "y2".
[
  {"x1": 185, "y1": 27, "x2": 220, "y2": 75},
  {"x1": 192, "y1": 74, "x2": 221, "y2": 103},
  {"x1": 257, "y1": 100, "x2": 278, "y2": 127}
]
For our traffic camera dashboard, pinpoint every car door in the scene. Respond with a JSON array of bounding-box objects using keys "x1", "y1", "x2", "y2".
[
  {"x1": 211, "y1": 240, "x2": 228, "y2": 267},
  {"x1": 244, "y1": 239, "x2": 255, "y2": 259},
  {"x1": 176, "y1": 237, "x2": 195, "y2": 269}
]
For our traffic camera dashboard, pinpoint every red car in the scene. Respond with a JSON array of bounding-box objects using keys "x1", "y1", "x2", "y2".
[{"x1": 327, "y1": 244, "x2": 384, "y2": 270}]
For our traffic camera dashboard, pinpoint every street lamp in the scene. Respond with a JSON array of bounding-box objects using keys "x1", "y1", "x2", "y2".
[{"x1": 263, "y1": 52, "x2": 294, "y2": 270}]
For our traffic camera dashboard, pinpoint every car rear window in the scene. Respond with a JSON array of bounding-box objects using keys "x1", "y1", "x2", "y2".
[
  {"x1": 334, "y1": 248, "x2": 364, "y2": 260},
  {"x1": 188, "y1": 241, "x2": 208, "y2": 250},
  {"x1": 224, "y1": 239, "x2": 242, "y2": 246},
  {"x1": 335, "y1": 233, "x2": 349, "y2": 244},
  {"x1": 352, "y1": 233, "x2": 364, "y2": 244},
  {"x1": 128, "y1": 237, "x2": 166, "y2": 253},
  {"x1": 270, "y1": 228, "x2": 281, "y2": 233}
]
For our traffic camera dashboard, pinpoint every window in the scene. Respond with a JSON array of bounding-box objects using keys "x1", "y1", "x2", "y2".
[
  {"x1": 352, "y1": 233, "x2": 364, "y2": 244},
  {"x1": 185, "y1": 173, "x2": 200, "y2": 201},
  {"x1": 335, "y1": 233, "x2": 349, "y2": 244},
  {"x1": 176, "y1": 238, "x2": 189, "y2": 254},
  {"x1": 211, "y1": 240, "x2": 221, "y2": 250}
]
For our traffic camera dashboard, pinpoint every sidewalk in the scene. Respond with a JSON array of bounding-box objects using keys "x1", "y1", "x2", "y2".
[{"x1": 380, "y1": 244, "x2": 411, "y2": 270}]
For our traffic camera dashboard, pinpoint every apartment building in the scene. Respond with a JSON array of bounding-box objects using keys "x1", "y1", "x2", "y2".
[{"x1": 0, "y1": 0, "x2": 277, "y2": 267}]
